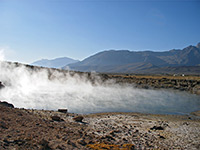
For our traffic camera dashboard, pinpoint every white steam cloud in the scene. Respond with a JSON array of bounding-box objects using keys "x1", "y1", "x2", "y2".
[
  {"x1": 0, "y1": 49, "x2": 5, "y2": 61},
  {"x1": 0, "y1": 61, "x2": 199, "y2": 114}
]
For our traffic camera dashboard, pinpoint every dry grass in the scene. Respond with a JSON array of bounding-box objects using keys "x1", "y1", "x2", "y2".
[
  {"x1": 87, "y1": 143, "x2": 135, "y2": 150},
  {"x1": 109, "y1": 74, "x2": 200, "y2": 81}
]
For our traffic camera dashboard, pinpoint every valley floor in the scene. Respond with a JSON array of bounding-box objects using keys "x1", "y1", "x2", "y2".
[{"x1": 0, "y1": 103, "x2": 200, "y2": 150}]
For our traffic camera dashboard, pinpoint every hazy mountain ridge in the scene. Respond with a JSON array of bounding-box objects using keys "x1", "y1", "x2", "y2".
[
  {"x1": 32, "y1": 57, "x2": 79, "y2": 68},
  {"x1": 65, "y1": 43, "x2": 200, "y2": 74}
]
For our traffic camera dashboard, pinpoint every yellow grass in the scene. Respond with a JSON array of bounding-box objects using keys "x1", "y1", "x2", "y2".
[
  {"x1": 87, "y1": 143, "x2": 135, "y2": 150},
  {"x1": 109, "y1": 74, "x2": 200, "y2": 81}
]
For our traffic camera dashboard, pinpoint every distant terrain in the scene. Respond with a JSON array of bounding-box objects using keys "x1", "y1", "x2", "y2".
[
  {"x1": 64, "y1": 42, "x2": 200, "y2": 74},
  {"x1": 30, "y1": 42, "x2": 200, "y2": 74},
  {"x1": 31, "y1": 57, "x2": 79, "y2": 68}
]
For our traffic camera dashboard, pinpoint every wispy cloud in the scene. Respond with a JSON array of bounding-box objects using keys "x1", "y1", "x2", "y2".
[{"x1": 148, "y1": 9, "x2": 166, "y2": 26}]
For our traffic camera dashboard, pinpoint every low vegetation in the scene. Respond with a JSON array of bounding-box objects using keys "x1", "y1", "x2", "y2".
[{"x1": 107, "y1": 74, "x2": 200, "y2": 95}]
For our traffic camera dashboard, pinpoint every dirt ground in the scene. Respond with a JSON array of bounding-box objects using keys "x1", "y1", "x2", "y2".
[{"x1": 0, "y1": 103, "x2": 200, "y2": 150}]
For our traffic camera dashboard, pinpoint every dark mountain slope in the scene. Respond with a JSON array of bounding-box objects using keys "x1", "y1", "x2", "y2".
[{"x1": 65, "y1": 43, "x2": 200, "y2": 74}]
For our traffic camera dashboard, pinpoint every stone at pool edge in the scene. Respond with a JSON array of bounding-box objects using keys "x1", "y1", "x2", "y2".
[
  {"x1": 0, "y1": 81, "x2": 5, "y2": 89},
  {"x1": 51, "y1": 115, "x2": 64, "y2": 122},
  {"x1": 190, "y1": 110, "x2": 200, "y2": 116},
  {"x1": 58, "y1": 109, "x2": 68, "y2": 113},
  {"x1": 0, "y1": 101, "x2": 14, "y2": 108},
  {"x1": 73, "y1": 116, "x2": 84, "y2": 122}
]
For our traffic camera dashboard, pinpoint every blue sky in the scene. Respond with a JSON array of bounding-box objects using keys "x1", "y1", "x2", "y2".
[{"x1": 0, "y1": 0, "x2": 200, "y2": 63}]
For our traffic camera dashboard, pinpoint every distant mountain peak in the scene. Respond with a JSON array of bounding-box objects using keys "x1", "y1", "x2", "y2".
[
  {"x1": 31, "y1": 57, "x2": 79, "y2": 68},
  {"x1": 196, "y1": 42, "x2": 200, "y2": 49}
]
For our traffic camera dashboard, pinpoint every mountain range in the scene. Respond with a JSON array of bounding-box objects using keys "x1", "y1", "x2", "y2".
[
  {"x1": 64, "y1": 42, "x2": 200, "y2": 74},
  {"x1": 31, "y1": 57, "x2": 79, "y2": 68},
  {"x1": 31, "y1": 42, "x2": 200, "y2": 74}
]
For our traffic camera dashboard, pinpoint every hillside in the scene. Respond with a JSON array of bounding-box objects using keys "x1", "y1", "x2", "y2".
[
  {"x1": 65, "y1": 43, "x2": 200, "y2": 74},
  {"x1": 32, "y1": 57, "x2": 79, "y2": 68}
]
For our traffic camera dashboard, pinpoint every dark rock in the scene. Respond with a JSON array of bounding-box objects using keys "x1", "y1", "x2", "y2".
[
  {"x1": 159, "y1": 135, "x2": 165, "y2": 139},
  {"x1": 51, "y1": 116, "x2": 64, "y2": 122},
  {"x1": 67, "y1": 140, "x2": 76, "y2": 147},
  {"x1": 73, "y1": 116, "x2": 84, "y2": 122},
  {"x1": 3, "y1": 139, "x2": 26, "y2": 146},
  {"x1": 100, "y1": 135, "x2": 115, "y2": 141},
  {"x1": 18, "y1": 113, "x2": 23, "y2": 116},
  {"x1": 110, "y1": 130, "x2": 115, "y2": 136},
  {"x1": 190, "y1": 110, "x2": 200, "y2": 116},
  {"x1": 106, "y1": 135, "x2": 115, "y2": 140},
  {"x1": 39, "y1": 139, "x2": 52, "y2": 150},
  {"x1": 0, "y1": 81, "x2": 5, "y2": 89},
  {"x1": 13, "y1": 140, "x2": 25, "y2": 146},
  {"x1": 150, "y1": 126, "x2": 164, "y2": 130},
  {"x1": 62, "y1": 136, "x2": 68, "y2": 141},
  {"x1": 123, "y1": 138, "x2": 128, "y2": 142},
  {"x1": 77, "y1": 138, "x2": 87, "y2": 146},
  {"x1": 0, "y1": 101, "x2": 14, "y2": 108},
  {"x1": 3, "y1": 139, "x2": 10, "y2": 144},
  {"x1": 56, "y1": 145, "x2": 65, "y2": 150},
  {"x1": 135, "y1": 129, "x2": 139, "y2": 132},
  {"x1": 58, "y1": 109, "x2": 68, "y2": 113},
  {"x1": 183, "y1": 122, "x2": 189, "y2": 125},
  {"x1": 0, "y1": 121, "x2": 8, "y2": 129},
  {"x1": 122, "y1": 144, "x2": 135, "y2": 150}
]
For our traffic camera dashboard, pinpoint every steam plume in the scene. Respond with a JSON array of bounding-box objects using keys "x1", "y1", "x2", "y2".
[
  {"x1": 0, "y1": 49, "x2": 5, "y2": 61},
  {"x1": 0, "y1": 61, "x2": 199, "y2": 114}
]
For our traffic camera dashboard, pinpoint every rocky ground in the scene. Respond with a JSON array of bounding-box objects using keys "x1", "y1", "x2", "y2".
[
  {"x1": 107, "y1": 74, "x2": 200, "y2": 95},
  {"x1": 0, "y1": 102, "x2": 200, "y2": 150}
]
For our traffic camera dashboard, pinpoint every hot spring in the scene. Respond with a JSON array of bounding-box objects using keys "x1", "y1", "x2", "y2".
[{"x1": 0, "y1": 62, "x2": 199, "y2": 115}]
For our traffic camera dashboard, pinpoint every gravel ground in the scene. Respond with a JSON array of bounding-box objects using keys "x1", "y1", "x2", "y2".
[{"x1": 1, "y1": 103, "x2": 200, "y2": 150}]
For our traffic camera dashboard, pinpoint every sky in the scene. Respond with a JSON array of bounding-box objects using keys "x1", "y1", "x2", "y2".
[{"x1": 0, "y1": 0, "x2": 200, "y2": 64}]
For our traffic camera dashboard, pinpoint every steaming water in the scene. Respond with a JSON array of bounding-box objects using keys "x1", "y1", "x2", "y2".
[
  {"x1": 0, "y1": 62, "x2": 200, "y2": 115},
  {"x1": 1, "y1": 86, "x2": 200, "y2": 115}
]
